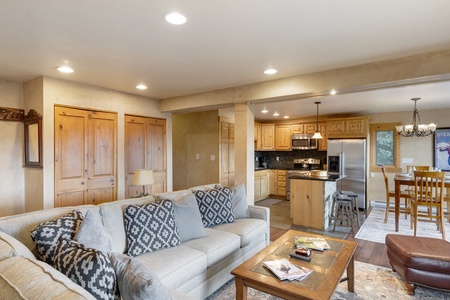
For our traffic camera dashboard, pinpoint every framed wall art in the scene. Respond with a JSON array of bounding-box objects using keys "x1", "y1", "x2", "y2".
[{"x1": 433, "y1": 127, "x2": 450, "y2": 171}]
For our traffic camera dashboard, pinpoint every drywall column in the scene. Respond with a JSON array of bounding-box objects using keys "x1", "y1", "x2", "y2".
[{"x1": 234, "y1": 103, "x2": 255, "y2": 205}]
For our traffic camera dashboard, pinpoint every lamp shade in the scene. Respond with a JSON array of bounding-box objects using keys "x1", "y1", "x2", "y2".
[{"x1": 132, "y1": 169, "x2": 154, "y2": 186}]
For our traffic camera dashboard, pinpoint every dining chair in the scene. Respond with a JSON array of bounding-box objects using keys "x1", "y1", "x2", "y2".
[
  {"x1": 381, "y1": 166, "x2": 411, "y2": 223},
  {"x1": 411, "y1": 171, "x2": 446, "y2": 240},
  {"x1": 444, "y1": 187, "x2": 450, "y2": 223}
]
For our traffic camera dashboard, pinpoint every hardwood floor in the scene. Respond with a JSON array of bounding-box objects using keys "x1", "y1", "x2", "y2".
[{"x1": 261, "y1": 199, "x2": 391, "y2": 269}]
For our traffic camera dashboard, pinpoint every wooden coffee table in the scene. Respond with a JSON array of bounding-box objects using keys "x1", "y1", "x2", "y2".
[{"x1": 231, "y1": 230, "x2": 357, "y2": 300}]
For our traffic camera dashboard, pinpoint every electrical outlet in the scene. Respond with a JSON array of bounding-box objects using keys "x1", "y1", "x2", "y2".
[
  {"x1": 276, "y1": 157, "x2": 279, "y2": 161},
  {"x1": 196, "y1": 154, "x2": 199, "y2": 160},
  {"x1": 210, "y1": 155, "x2": 215, "y2": 161}
]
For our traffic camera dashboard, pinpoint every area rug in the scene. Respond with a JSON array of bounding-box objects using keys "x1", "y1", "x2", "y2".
[
  {"x1": 207, "y1": 261, "x2": 449, "y2": 300},
  {"x1": 354, "y1": 207, "x2": 450, "y2": 243},
  {"x1": 255, "y1": 198, "x2": 283, "y2": 207}
]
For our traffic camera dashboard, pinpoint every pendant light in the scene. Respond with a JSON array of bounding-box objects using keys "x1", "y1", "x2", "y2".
[
  {"x1": 311, "y1": 102, "x2": 323, "y2": 139},
  {"x1": 395, "y1": 98, "x2": 436, "y2": 137}
]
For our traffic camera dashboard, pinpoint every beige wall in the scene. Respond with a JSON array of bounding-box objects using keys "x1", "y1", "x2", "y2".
[
  {"x1": 369, "y1": 107, "x2": 450, "y2": 204},
  {"x1": 0, "y1": 80, "x2": 24, "y2": 217},
  {"x1": 172, "y1": 110, "x2": 219, "y2": 190}
]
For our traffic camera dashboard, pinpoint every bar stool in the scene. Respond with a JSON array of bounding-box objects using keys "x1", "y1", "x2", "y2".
[
  {"x1": 340, "y1": 190, "x2": 361, "y2": 228},
  {"x1": 329, "y1": 192, "x2": 360, "y2": 233}
]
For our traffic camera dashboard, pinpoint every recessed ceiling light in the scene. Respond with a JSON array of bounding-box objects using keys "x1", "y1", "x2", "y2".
[
  {"x1": 261, "y1": 108, "x2": 268, "y2": 113},
  {"x1": 264, "y1": 68, "x2": 278, "y2": 75},
  {"x1": 330, "y1": 89, "x2": 337, "y2": 95},
  {"x1": 283, "y1": 115, "x2": 289, "y2": 119},
  {"x1": 273, "y1": 112, "x2": 280, "y2": 117},
  {"x1": 136, "y1": 84, "x2": 148, "y2": 90},
  {"x1": 56, "y1": 66, "x2": 74, "y2": 73},
  {"x1": 165, "y1": 12, "x2": 187, "y2": 25}
]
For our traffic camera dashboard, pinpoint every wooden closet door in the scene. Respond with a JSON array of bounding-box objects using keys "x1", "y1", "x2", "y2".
[
  {"x1": 55, "y1": 106, "x2": 117, "y2": 207},
  {"x1": 219, "y1": 120, "x2": 235, "y2": 187},
  {"x1": 124, "y1": 115, "x2": 166, "y2": 198}
]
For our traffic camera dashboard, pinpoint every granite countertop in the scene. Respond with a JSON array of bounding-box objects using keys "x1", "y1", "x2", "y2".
[{"x1": 289, "y1": 174, "x2": 344, "y2": 182}]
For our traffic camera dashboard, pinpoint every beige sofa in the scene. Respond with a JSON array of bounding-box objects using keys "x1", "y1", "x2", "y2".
[{"x1": 0, "y1": 184, "x2": 270, "y2": 299}]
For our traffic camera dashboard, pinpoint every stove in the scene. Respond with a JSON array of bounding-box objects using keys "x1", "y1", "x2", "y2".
[{"x1": 286, "y1": 158, "x2": 321, "y2": 200}]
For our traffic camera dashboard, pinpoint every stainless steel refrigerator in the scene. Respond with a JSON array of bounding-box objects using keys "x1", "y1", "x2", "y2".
[{"x1": 327, "y1": 139, "x2": 367, "y2": 210}]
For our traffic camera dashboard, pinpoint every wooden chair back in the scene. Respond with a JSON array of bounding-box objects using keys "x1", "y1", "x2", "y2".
[
  {"x1": 380, "y1": 166, "x2": 390, "y2": 201},
  {"x1": 414, "y1": 166, "x2": 430, "y2": 171},
  {"x1": 413, "y1": 171, "x2": 445, "y2": 205}
]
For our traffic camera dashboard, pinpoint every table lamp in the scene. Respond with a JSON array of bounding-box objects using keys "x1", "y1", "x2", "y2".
[{"x1": 132, "y1": 169, "x2": 154, "y2": 197}]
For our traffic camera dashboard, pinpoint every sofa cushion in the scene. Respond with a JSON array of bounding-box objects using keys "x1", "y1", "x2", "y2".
[
  {"x1": 0, "y1": 231, "x2": 35, "y2": 262},
  {"x1": 172, "y1": 193, "x2": 205, "y2": 242},
  {"x1": 213, "y1": 218, "x2": 267, "y2": 248},
  {"x1": 108, "y1": 252, "x2": 173, "y2": 300},
  {"x1": 182, "y1": 228, "x2": 240, "y2": 267},
  {"x1": 216, "y1": 183, "x2": 250, "y2": 219},
  {"x1": 134, "y1": 245, "x2": 207, "y2": 289},
  {"x1": 98, "y1": 197, "x2": 155, "y2": 254},
  {"x1": 124, "y1": 199, "x2": 180, "y2": 257},
  {"x1": 156, "y1": 190, "x2": 192, "y2": 202},
  {"x1": 30, "y1": 210, "x2": 83, "y2": 265},
  {"x1": 75, "y1": 210, "x2": 113, "y2": 254},
  {"x1": 0, "y1": 256, "x2": 96, "y2": 300},
  {"x1": 193, "y1": 187, "x2": 235, "y2": 227},
  {"x1": 54, "y1": 238, "x2": 119, "y2": 300}
]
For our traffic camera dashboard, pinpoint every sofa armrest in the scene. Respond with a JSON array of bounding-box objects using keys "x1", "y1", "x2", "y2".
[{"x1": 248, "y1": 205, "x2": 270, "y2": 245}]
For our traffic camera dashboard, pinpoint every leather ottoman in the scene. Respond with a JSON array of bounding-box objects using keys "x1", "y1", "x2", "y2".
[{"x1": 385, "y1": 234, "x2": 450, "y2": 295}]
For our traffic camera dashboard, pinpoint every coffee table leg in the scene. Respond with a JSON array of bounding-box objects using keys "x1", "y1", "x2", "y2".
[
  {"x1": 347, "y1": 255, "x2": 355, "y2": 292},
  {"x1": 235, "y1": 277, "x2": 248, "y2": 300}
]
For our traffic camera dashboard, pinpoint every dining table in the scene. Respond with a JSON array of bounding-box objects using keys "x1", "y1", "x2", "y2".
[{"x1": 393, "y1": 173, "x2": 450, "y2": 232}]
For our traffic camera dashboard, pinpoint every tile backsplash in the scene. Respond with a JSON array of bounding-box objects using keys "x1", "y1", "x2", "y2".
[{"x1": 255, "y1": 150, "x2": 327, "y2": 169}]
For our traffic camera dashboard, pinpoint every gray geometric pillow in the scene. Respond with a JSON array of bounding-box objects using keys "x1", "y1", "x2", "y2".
[
  {"x1": 193, "y1": 186, "x2": 235, "y2": 227},
  {"x1": 30, "y1": 210, "x2": 83, "y2": 265},
  {"x1": 53, "y1": 238, "x2": 119, "y2": 300},
  {"x1": 124, "y1": 199, "x2": 180, "y2": 257},
  {"x1": 215, "y1": 183, "x2": 250, "y2": 219}
]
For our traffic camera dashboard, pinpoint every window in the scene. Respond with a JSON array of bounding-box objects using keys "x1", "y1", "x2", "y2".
[{"x1": 370, "y1": 123, "x2": 401, "y2": 172}]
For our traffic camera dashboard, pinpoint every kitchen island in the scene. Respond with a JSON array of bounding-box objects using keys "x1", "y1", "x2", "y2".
[{"x1": 289, "y1": 174, "x2": 344, "y2": 230}]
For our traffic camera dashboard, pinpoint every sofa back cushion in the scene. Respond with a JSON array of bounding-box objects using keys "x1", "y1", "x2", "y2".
[
  {"x1": 75, "y1": 210, "x2": 113, "y2": 254},
  {"x1": 99, "y1": 197, "x2": 155, "y2": 254}
]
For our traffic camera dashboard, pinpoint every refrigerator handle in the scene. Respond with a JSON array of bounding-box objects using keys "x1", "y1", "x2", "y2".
[{"x1": 340, "y1": 152, "x2": 345, "y2": 176}]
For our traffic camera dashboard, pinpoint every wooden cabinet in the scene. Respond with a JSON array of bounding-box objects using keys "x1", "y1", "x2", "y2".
[
  {"x1": 254, "y1": 124, "x2": 262, "y2": 150},
  {"x1": 304, "y1": 123, "x2": 317, "y2": 134},
  {"x1": 260, "y1": 124, "x2": 275, "y2": 150},
  {"x1": 327, "y1": 117, "x2": 368, "y2": 138},
  {"x1": 318, "y1": 123, "x2": 328, "y2": 151},
  {"x1": 254, "y1": 169, "x2": 270, "y2": 201},
  {"x1": 275, "y1": 125, "x2": 291, "y2": 150},
  {"x1": 125, "y1": 115, "x2": 167, "y2": 198},
  {"x1": 54, "y1": 106, "x2": 117, "y2": 207},
  {"x1": 269, "y1": 170, "x2": 277, "y2": 195},
  {"x1": 290, "y1": 124, "x2": 304, "y2": 134},
  {"x1": 276, "y1": 170, "x2": 287, "y2": 197},
  {"x1": 219, "y1": 121, "x2": 235, "y2": 187}
]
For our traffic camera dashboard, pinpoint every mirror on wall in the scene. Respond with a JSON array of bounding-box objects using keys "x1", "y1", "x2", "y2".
[{"x1": 23, "y1": 109, "x2": 42, "y2": 168}]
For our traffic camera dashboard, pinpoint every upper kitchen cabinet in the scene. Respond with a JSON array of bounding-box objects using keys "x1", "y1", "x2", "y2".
[
  {"x1": 290, "y1": 124, "x2": 304, "y2": 134},
  {"x1": 327, "y1": 117, "x2": 368, "y2": 138},
  {"x1": 304, "y1": 123, "x2": 317, "y2": 134},
  {"x1": 260, "y1": 124, "x2": 275, "y2": 150},
  {"x1": 318, "y1": 123, "x2": 328, "y2": 151},
  {"x1": 254, "y1": 123, "x2": 262, "y2": 150},
  {"x1": 275, "y1": 125, "x2": 291, "y2": 150}
]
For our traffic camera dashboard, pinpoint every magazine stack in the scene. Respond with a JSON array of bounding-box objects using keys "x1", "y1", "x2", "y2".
[
  {"x1": 294, "y1": 236, "x2": 331, "y2": 251},
  {"x1": 263, "y1": 259, "x2": 313, "y2": 281}
]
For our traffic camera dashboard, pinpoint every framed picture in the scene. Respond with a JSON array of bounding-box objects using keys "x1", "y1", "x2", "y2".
[{"x1": 433, "y1": 127, "x2": 450, "y2": 171}]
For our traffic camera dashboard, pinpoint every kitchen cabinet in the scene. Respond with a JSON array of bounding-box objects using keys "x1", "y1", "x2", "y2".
[
  {"x1": 304, "y1": 123, "x2": 317, "y2": 134},
  {"x1": 260, "y1": 124, "x2": 275, "y2": 150},
  {"x1": 275, "y1": 125, "x2": 291, "y2": 150},
  {"x1": 269, "y1": 170, "x2": 277, "y2": 195},
  {"x1": 269, "y1": 169, "x2": 286, "y2": 197},
  {"x1": 254, "y1": 169, "x2": 270, "y2": 201},
  {"x1": 327, "y1": 117, "x2": 368, "y2": 138},
  {"x1": 290, "y1": 124, "x2": 304, "y2": 134},
  {"x1": 254, "y1": 124, "x2": 262, "y2": 150},
  {"x1": 318, "y1": 123, "x2": 328, "y2": 151}
]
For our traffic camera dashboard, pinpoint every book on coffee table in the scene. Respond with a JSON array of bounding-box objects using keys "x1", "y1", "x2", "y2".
[
  {"x1": 294, "y1": 236, "x2": 331, "y2": 251},
  {"x1": 263, "y1": 259, "x2": 313, "y2": 281}
]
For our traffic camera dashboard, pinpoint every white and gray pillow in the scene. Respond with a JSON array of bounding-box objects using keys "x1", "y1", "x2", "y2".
[
  {"x1": 108, "y1": 252, "x2": 172, "y2": 300},
  {"x1": 171, "y1": 193, "x2": 205, "y2": 242},
  {"x1": 53, "y1": 238, "x2": 119, "y2": 300},
  {"x1": 124, "y1": 199, "x2": 180, "y2": 257},
  {"x1": 30, "y1": 210, "x2": 83, "y2": 265},
  {"x1": 193, "y1": 186, "x2": 235, "y2": 227},
  {"x1": 75, "y1": 210, "x2": 113, "y2": 254},
  {"x1": 215, "y1": 183, "x2": 250, "y2": 219}
]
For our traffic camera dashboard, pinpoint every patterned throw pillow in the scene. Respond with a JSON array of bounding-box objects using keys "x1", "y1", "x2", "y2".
[
  {"x1": 30, "y1": 210, "x2": 83, "y2": 265},
  {"x1": 194, "y1": 186, "x2": 235, "y2": 227},
  {"x1": 53, "y1": 238, "x2": 119, "y2": 300},
  {"x1": 124, "y1": 199, "x2": 180, "y2": 257}
]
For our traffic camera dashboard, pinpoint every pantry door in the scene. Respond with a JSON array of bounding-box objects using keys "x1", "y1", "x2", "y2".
[
  {"x1": 54, "y1": 106, "x2": 117, "y2": 207},
  {"x1": 124, "y1": 115, "x2": 166, "y2": 198}
]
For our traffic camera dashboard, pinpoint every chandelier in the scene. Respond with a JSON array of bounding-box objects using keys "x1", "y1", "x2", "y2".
[{"x1": 395, "y1": 98, "x2": 436, "y2": 137}]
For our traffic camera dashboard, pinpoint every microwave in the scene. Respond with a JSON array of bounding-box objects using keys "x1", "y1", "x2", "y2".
[{"x1": 290, "y1": 133, "x2": 318, "y2": 150}]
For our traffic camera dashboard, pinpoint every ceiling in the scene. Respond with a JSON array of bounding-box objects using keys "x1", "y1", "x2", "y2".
[{"x1": 2, "y1": 1, "x2": 450, "y2": 119}]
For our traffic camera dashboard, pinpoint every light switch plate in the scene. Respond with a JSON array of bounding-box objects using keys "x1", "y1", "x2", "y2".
[{"x1": 402, "y1": 158, "x2": 413, "y2": 164}]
